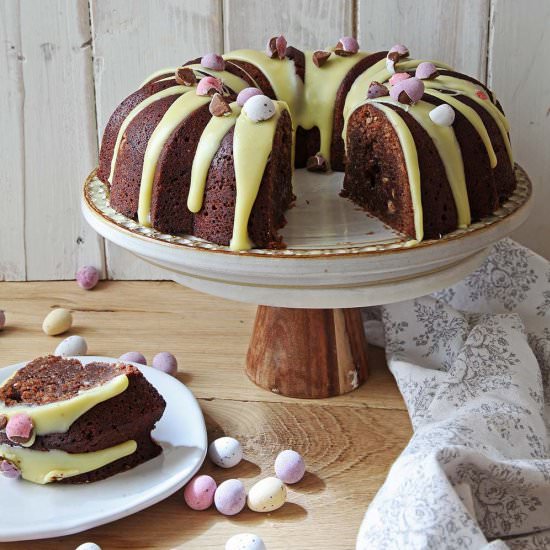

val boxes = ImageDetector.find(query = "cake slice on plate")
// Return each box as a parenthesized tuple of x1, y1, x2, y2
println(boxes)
(0, 355, 166, 484)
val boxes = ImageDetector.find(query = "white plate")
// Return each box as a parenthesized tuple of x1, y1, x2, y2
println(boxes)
(0, 356, 207, 542)
(82, 166, 533, 308)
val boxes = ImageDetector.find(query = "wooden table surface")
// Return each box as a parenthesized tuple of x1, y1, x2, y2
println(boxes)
(0, 281, 411, 550)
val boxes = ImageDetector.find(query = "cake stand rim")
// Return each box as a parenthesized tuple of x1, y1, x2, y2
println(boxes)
(82, 164, 533, 261)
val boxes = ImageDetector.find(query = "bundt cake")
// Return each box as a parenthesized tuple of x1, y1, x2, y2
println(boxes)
(0, 356, 165, 484)
(98, 36, 515, 250)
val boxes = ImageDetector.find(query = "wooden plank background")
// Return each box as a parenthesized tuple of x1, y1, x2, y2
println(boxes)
(1, 0, 548, 281)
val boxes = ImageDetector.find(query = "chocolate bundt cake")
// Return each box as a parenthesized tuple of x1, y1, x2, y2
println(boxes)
(0, 356, 166, 484)
(98, 36, 515, 249)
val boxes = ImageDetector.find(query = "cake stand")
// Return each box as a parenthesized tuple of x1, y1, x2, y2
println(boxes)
(82, 166, 533, 398)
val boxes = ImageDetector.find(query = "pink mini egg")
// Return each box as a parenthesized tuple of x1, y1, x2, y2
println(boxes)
(214, 479, 246, 516)
(389, 72, 410, 86)
(274, 449, 306, 484)
(76, 266, 99, 290)
(152, 352, 177, 376)
(119, 351, 147, 365)
(6, 413, 34, 445)
(184, 475, 217, 510)
(389, 44, 410, 58)
(336, 36, 359, 55)
(236, 87, 263, 107)
(196, 76, 223, 96)
(201, 53, 225, 71)
(415, 62, 439, 80)
(390, 77, 425, 105)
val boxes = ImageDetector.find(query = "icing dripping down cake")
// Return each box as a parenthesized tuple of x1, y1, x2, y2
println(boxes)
(98, 37, 515, 251)
(0, 356, 166, 484)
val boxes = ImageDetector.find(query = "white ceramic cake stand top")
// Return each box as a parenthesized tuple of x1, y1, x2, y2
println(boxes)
(0, 357, 207, 542)
(82, 166, 533, 309)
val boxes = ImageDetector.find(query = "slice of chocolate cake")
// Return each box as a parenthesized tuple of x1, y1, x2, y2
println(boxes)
(0, 356, 166, 484)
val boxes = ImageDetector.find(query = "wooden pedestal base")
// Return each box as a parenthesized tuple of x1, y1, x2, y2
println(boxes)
(246, 306, 369, 398)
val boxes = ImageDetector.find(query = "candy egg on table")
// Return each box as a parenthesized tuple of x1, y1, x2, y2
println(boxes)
(75, 266, 100, 290)
(208, 436, 243, 468)
(214, 479, 246, 516)
(274, 449, 306, 484)
(247, 476, 287, 512)
(225, 533, 266, 550)
(119, 351, 147, 365)
(75, 544, 102, 550)
(0, 310, 5, 330)
(184, 474, 217, 510)
(42, 308, 72, 336)
(55, 335, 88, 357)
(152, 352, 177, 376)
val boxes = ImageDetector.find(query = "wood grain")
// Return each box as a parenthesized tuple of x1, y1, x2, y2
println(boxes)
(488, 0, 550, 259)
(223, 0, 354, 50)
(357, 0, 490, 79)
(0, 280, 409, 549)
(247, 307, 368, 398)
(0, 1, 26, 281)
(0, 281, 405, 410)
(19, 0, 105, 280)
(89, 0, 222, 280)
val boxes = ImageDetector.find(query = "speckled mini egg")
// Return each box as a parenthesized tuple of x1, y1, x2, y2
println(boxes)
(247, 476, 287, 513)
(76, 266, 100, 290)
(214, 479, 246, 516)
(55, 335, 88, 357)
(42, 308, 73, 336)
(208, 436, 243, 468)
(75, 544, 102, 550)
(274, 449, 306, 484)
(243, 95, 276, 122)
(152, 352, 178, 376)
(119, 351, 147, 365)
(184, 474, 217, 510)
(225, 533, 266, 550)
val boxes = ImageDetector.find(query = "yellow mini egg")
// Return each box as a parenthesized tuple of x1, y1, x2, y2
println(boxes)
(42, 308, 73, 336)
(247, 476, 287, 512)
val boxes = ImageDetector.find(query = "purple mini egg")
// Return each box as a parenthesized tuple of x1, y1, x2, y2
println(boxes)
(236, 87, 263, 107)
(119, 351, 147, 365)
(0, 460, 21, 479)
(274, 449, 306, 484)
(184, 474, 217, 510)
(201, 53, 225, 71)
(76, 266, 99, 290)
(152, 352, 178, 376)
(214, 479, 246, 516)
(415, 62, 439, 80)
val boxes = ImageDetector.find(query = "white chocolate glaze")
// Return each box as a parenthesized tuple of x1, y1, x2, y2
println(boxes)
(424, 90, 497, 168)
(231, 102, 285, 250)
(109, 86, 188, 183)
(0, 374, 128, 436)
(188, 102, 242, 213)
(363, 101, 423, 241)
(0, 440, 137, 484)
(374, 97, 471, 228)
(224, 50, 303, 116)
(297, 51, 368, 165)
(138, 93, 211, 226)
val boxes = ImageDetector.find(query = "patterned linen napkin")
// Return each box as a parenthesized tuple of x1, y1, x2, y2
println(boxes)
(358, 239, 550, 550)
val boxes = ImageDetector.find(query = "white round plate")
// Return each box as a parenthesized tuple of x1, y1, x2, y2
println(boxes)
(82, 166, 533, 308)
(0, 356, 207, 542)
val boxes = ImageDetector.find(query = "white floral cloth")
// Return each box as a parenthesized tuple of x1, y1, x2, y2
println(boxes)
(358, 239, 550, 550)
